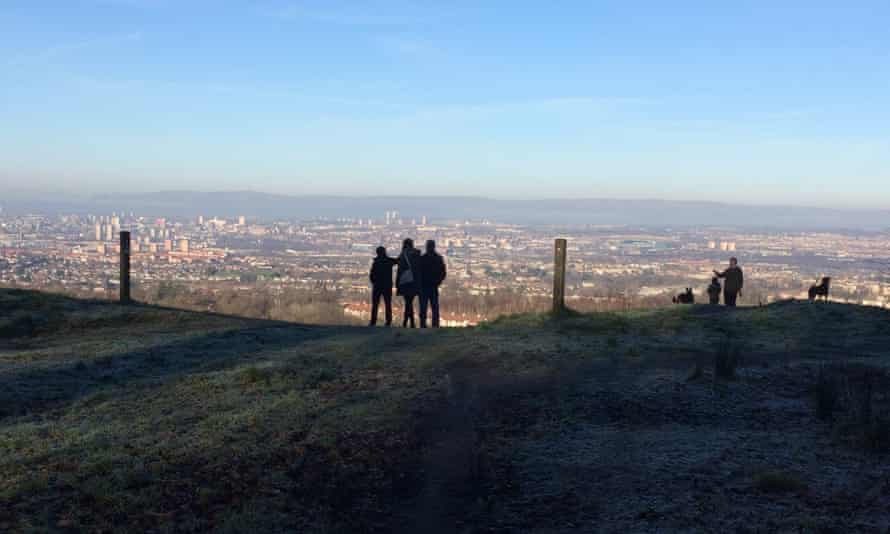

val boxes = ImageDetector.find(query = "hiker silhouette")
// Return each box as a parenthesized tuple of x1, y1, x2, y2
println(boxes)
(396, 238, 422, 328)
(369, 246, 397, 326)
(418, 240, 447, 328)
(707, 277, 722, 305)
(714, 257, 743, 307)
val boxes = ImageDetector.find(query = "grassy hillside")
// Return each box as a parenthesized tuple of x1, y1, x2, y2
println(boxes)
(2, 289, 890, 532)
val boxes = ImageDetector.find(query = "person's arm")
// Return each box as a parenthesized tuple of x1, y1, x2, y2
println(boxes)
(439, 257, 447, 285)
(714, 269, 726, 278)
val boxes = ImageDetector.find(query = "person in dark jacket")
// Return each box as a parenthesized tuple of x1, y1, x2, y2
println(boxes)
(714, 257, 743, 307)
(396, 238, 422, 328)
(707, 277, 722, 305)
(418, 240, 446, 328)
(369, 246, 397, 326)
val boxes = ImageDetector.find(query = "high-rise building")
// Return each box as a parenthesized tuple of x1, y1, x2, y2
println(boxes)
(198, 215, 204, 226)
(727, 242, 737, 252)
(105, 224, 114, 241)
(238, 215, 246, 226)
(178, 239, 190, 253)
(707, 241, 716, 249)
(95, 224, 102, 241)
(164, 239, 173, 251)
(421, 216, 428, 225)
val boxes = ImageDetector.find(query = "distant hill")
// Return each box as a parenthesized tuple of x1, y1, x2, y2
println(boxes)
(2, 288, 889, 532)
(4, 189, 890, 229)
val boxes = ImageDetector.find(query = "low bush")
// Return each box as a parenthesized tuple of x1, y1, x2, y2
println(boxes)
(714, 339, 741, 379)
(754, 470, 807, 493)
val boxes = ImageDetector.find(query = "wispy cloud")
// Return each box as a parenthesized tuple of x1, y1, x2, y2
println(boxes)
(259, 2, 441, 27)
(371, 34, 443, 60)
(4, 32, 143, 68)
(69, 75, 402, 110)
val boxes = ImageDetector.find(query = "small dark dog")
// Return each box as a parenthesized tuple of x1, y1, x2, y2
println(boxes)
(808, 277, 831, 302)
(672, 288, 695, 304)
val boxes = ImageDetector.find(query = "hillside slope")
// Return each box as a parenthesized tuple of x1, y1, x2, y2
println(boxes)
(2, 289, 890, 533)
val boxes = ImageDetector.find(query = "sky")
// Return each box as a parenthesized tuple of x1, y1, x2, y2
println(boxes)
(1, 1, 889, 207)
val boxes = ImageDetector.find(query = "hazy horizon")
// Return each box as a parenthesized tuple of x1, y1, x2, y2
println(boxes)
(2, 1, 890, 207)
(5, 186, 890, 213)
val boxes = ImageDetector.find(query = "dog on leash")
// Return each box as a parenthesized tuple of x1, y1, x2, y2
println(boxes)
(672, 288, 695, 304)
(808, 277, 831, 302)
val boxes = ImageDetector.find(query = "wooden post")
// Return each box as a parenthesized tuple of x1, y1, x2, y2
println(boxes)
(120, 231, 131, 304)
(553, 238, 567, 313)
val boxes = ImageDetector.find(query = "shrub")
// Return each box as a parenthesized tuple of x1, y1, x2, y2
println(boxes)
(814, 366, 839, 421)
(862, 418, 890, 452)
(754, 470, 806, 493)
(714, 339, 740, 379)
(239, 366, 271, 385)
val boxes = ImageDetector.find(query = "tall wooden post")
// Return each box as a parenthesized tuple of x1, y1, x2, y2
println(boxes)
(120, 231, 131, 304)
(553, 238, 567, 313)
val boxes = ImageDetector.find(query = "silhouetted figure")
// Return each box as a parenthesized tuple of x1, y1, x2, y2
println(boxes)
(809, 276, 831, 302)
(707, 277, 722, 305)
(672, 288, 694, 304)
(419, 240, 447, 328)
(369, 246, 397, 326)
(714, 257, 743, 307)
(396, 238, 421, 328)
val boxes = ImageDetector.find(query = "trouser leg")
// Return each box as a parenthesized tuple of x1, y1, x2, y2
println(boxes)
(370, 289, 381, 325)
(403, 296, 415, 328)
(419, 290, 429, 328)
(431, 288, 440, 327)
(383, 290, 392, 326)
(725, 291, 737, 307)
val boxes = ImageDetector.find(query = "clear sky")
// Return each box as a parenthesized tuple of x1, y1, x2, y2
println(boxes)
(2, 1, 889, 206)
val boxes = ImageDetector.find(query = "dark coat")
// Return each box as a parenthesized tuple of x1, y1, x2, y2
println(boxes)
(419, 252, 446, 289)
(396, 248, 421, 296)
(716, 266, 744, 294)
(369, 256, 397, 289)
(707, 281, 722, 303)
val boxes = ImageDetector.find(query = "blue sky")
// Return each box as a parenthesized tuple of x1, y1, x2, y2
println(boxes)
(1, 1, 889, 206)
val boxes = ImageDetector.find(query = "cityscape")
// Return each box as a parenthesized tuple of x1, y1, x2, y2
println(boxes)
(2, 207, 888, 326)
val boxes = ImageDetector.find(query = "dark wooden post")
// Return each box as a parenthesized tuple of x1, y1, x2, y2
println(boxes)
(553, 238, 567, 313)
(120, 231, 131, 304)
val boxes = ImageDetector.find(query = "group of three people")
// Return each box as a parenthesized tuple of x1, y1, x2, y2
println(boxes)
(369, 238, 447, 328)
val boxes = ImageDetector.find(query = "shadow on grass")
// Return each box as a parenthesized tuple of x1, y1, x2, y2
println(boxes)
(0, 289, 362, 419)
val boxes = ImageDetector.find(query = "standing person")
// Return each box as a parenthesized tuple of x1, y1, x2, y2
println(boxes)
(368, 246, 397, 327)
(396, 238, 421, 328)
(707, 277, 722, 305)
(714, 257, 743, 307)
(419, 240, 447, 328)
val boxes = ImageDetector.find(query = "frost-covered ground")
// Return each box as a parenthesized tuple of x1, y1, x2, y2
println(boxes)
(1, 289, 889, 532)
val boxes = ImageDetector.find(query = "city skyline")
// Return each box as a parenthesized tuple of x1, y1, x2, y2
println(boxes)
(2, 1, 890, 206)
